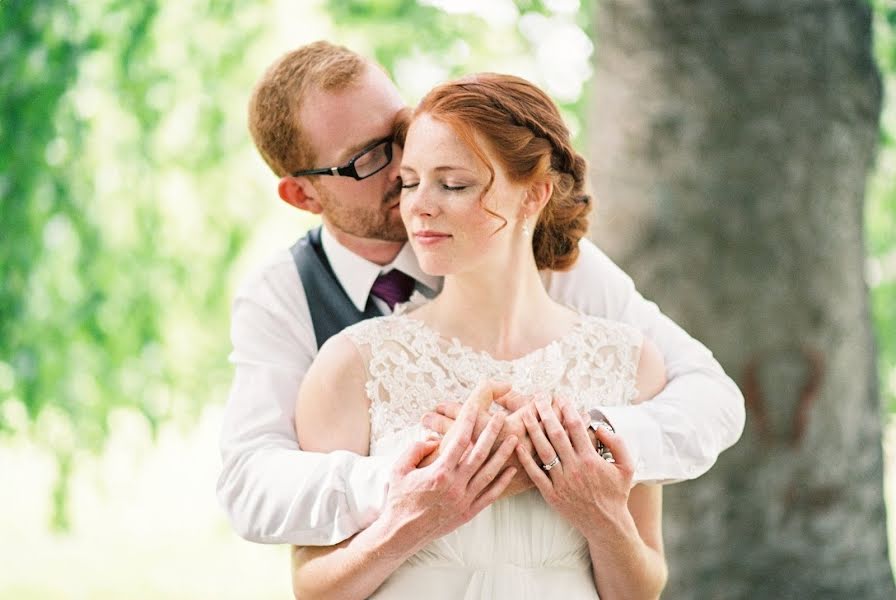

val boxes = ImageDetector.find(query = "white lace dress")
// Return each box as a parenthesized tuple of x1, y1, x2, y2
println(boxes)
(343, 309, 643, 600)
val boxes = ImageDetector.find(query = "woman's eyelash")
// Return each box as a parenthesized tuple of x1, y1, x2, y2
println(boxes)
(399, 182, 472, 191)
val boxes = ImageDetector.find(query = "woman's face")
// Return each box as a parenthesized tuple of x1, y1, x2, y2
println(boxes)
(399, 114, 527, 276)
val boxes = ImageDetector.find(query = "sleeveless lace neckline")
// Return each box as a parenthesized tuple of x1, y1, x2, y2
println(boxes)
(396, 311, 587, 367)
(342, 312, 644, 453)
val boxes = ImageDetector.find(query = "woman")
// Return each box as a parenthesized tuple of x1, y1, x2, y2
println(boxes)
(292, 73, 667, 599)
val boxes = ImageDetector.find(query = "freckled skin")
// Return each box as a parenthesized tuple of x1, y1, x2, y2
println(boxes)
(399, 114, 528, 277)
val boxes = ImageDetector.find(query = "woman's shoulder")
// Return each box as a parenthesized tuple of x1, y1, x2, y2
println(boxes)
(339, 313, 425, 349)
(577, 314, 644, 348)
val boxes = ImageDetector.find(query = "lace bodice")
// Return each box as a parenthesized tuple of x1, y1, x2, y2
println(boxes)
(343, 310, 643, 453)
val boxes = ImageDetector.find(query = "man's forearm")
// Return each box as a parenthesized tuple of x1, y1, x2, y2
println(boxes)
(597, 367, 744, 483)
(217, 445, 391, 545)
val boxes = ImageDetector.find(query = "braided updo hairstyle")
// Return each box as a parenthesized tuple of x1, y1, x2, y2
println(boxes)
(410, 73, 592, 271)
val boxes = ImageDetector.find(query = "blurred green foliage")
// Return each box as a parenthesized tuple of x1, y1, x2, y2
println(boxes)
(0, 0, 268, 528)
(325, 0, 594, 144)
(871, 0, 896, 413)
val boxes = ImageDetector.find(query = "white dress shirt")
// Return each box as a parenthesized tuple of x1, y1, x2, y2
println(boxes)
(217, 226, 745, 545)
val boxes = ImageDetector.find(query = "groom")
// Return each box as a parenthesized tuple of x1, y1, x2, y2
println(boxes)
(217, 40, 745, 547)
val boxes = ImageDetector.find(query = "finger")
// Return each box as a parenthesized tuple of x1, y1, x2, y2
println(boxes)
(535, 396, 576, 465)
(438, 391, 481, 467)
(492, 388, 530, 413)
(467, 433, 517, 497)
(504, 411, 535, 456)
(467, 465, 517, 516)
(395, 439, 441, 475)
(488, 380, 513, 403)
(436, 403, 461, 421)
(458, 412, 506, 477)
(435, 401, 462, 419)
(558, 397, 593, 455)
(521, 403, 559, 466)
(471, 408, 494, 441)
(421, 412, 454, 436)
(515, 444, 554, 495)
(464, 380, 494, 414)
(594, 424, 632, 469)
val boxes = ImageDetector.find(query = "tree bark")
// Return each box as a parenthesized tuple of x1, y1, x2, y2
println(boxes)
(588, 0, 893, 597)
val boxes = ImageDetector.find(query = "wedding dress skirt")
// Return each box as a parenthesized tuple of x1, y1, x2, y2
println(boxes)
(369, 426, 599, 600)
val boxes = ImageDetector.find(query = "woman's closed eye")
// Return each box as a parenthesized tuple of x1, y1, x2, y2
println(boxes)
(400, 181, 472, 192)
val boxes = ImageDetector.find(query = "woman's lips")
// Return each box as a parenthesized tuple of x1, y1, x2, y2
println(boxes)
(413, 231, 451, 246)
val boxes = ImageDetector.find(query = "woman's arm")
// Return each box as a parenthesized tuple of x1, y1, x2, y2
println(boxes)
(583, 335, 667, 599)
(293, 333, 403, 599)
(584, 481, 666, 600)
(294, 333, 371, 455)
(514, 336, 668, 599)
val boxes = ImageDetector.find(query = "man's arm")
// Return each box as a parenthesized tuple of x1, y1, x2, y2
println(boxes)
(216, 257, 391, 545)
(543, 239, 745, 483)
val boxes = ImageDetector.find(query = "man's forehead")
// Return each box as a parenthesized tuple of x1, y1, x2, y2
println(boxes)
(300, 77, 403, 163)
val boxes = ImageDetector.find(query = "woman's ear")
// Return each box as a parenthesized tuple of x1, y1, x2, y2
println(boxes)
(523, 178, 552, 217)
(278, 176, 324, 215)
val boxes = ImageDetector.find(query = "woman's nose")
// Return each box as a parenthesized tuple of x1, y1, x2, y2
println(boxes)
(405, 182, 436, 218)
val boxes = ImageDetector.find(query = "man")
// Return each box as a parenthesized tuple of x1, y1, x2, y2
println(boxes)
(217, 40, 745, 547)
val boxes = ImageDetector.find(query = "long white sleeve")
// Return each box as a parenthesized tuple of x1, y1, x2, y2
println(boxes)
(543, 239, 745, 483)
(215, 251, 392, 545)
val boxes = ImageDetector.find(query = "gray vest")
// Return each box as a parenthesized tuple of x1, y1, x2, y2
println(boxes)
(290, 226, 383, 349)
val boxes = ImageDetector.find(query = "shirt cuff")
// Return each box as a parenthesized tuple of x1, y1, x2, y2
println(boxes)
(593, 404, 664, 484)
(344, 454, 392, 531)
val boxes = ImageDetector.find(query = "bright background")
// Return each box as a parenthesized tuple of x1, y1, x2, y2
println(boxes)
(1, 1, 894, 597)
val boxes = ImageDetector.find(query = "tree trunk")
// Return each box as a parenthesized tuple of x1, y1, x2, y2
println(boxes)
(588, 0, 893, 597)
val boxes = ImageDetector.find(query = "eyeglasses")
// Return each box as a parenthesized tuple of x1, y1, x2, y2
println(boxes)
(291, 138, 394, 180)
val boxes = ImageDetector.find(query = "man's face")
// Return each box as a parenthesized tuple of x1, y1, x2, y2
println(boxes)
(298, 66, 408, 242)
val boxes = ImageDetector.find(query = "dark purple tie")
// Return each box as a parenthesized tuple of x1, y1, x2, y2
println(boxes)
(370, 269, 416, 310)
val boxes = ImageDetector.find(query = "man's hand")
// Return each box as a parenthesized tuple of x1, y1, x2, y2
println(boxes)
(380, 380, 518, 554)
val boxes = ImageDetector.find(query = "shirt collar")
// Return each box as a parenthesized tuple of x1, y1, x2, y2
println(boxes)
(320, 225, 441, 311)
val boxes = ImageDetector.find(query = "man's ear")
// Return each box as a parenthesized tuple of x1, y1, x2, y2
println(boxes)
(278, 176, 324, 215)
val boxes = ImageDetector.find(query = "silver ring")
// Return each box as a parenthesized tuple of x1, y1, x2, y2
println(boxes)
(541, 456, 560, 471)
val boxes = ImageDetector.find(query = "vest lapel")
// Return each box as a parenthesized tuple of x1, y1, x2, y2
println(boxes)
(290, 226, 383, 349)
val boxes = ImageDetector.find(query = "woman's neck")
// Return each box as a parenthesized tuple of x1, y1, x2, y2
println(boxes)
(417, 257, 577, 361)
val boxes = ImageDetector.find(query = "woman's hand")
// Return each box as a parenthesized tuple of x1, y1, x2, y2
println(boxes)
(515, 394, 634, 539)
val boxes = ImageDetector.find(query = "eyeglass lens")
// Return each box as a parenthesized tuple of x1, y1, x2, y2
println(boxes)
(354, 141, 391, 178)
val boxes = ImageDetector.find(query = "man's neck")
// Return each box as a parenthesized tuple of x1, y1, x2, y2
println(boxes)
(323, 222, 404, 266)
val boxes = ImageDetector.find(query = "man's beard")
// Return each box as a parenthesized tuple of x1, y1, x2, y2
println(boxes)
(320, 181, 408, 242)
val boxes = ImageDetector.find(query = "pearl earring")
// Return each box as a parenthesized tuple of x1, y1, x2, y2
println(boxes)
(522, 216, 530, 237)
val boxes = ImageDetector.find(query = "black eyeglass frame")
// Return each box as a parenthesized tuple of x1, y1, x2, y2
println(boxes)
(291, 137, 394, 180)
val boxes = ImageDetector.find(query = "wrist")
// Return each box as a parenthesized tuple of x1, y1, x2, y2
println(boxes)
(580, 503, 638, 547)
(369, 504, 436, 560)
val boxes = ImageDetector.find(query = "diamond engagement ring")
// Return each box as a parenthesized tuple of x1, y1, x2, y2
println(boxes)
(541, 456, 560, 471)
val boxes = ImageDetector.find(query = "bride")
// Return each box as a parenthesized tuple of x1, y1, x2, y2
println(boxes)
(291, 73, 668, 599)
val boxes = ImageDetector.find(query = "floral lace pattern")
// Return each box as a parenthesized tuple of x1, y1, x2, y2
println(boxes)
(343, 311, 642, 453)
